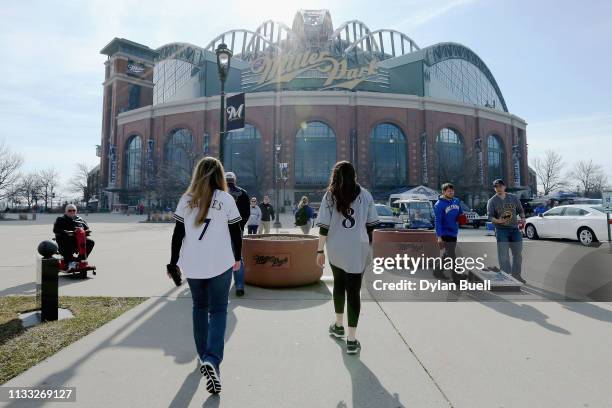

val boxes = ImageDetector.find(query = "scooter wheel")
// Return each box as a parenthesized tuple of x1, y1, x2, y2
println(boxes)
(78, 270, 87, 279)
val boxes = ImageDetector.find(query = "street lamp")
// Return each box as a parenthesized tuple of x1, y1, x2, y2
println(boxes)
(216, 43, 232, 165)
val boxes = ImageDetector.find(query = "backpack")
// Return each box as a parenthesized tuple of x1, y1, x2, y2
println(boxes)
(295, 206, 308, 226)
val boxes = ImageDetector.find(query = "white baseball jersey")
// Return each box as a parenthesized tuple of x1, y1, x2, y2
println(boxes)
(173, 190, 242, 279)
(315, 188, 379, 273)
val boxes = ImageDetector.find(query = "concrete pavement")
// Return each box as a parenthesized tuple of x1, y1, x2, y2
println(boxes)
(2, 214, 612, 407)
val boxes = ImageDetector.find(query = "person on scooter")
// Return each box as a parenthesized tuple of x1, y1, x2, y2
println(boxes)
(53, 204, 94, 269)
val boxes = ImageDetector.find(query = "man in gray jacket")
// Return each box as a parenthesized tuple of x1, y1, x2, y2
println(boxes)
(487, 179, 526, 283)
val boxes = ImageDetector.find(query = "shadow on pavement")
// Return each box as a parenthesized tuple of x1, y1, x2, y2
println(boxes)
(0, 282, 36, 297)
(329, 336, 404, 408)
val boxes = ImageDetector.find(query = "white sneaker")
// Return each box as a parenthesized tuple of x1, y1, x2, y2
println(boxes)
(68, 261, 78, 270)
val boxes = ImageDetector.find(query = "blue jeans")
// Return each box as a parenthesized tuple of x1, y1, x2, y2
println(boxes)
(186, 268, 232, 370)
(495, 227, 523, 276)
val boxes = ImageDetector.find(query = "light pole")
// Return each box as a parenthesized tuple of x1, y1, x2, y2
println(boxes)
(273, 142, 282, 231)
(215, 43, 232, 165)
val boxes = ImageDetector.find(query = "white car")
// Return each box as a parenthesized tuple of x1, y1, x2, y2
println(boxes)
(524, 205, 611, 246)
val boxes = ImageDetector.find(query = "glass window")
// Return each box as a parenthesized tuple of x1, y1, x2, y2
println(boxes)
(564, 207, 587, 216)
(165, 128, 194, 183)
(370, 123, 407, 190)
(436, 128, 464, 184)
(544, 207, 565, 216)
(223, 124, 261, 194)
(487, 134, 504, 185)
(294, 121, 336, 186)
(375, 205, 394, 217)
(590, 205, 605, 213)
(125, 136, 142, 190)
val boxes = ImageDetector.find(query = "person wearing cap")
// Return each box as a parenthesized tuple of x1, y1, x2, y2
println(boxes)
(487, 179, 526, 283)
(225, 171, 251, 296)
(433, 183, 464, 284)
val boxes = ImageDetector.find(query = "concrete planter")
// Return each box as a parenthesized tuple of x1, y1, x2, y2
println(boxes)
(372, 229, 438, 259)
(243, 234, 322, 288)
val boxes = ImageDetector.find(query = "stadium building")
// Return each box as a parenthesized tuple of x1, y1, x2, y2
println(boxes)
(96, 9, 528, 210)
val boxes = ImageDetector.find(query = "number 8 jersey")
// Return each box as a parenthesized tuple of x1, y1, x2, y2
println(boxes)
(315, 188, 379, 274)
(173, 189, 242, 279)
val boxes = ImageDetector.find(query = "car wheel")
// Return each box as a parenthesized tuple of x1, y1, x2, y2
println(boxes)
(525, 224, 538, 240)
(578, 227, 597, 246)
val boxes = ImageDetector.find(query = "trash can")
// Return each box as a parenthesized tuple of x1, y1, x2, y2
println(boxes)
(37, 240, 60, 321)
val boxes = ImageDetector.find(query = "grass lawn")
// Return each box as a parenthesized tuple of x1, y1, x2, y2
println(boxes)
(0, 296, 147, 384)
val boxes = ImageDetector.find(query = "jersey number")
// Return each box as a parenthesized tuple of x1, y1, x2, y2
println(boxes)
(198, 219, 211, 240)
(342, 208, 356, 229)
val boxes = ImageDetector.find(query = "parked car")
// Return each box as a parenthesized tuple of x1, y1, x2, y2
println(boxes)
(524, 204, 611, 246)
(458, 200, 487, 229)
(393, 199, 434, 229)
(374, 204, 403, 229)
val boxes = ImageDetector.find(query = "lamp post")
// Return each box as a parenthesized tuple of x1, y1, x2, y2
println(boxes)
(273, 142, 282, 231)
(215, 43, 232, 165)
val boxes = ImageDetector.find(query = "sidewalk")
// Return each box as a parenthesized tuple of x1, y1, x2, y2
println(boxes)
(3, 279, 612, 407)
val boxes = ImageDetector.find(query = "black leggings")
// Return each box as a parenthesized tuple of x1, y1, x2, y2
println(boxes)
(330, 264, 363, 328)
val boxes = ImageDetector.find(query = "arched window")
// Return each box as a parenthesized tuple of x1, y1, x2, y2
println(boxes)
(223, 124, 261, 193)
(436, 128, 464, 184)
(487, 134, 504, 185)
(125, 136, 142, 190)
(370, 123, 407, 190)
(165, 128, 194, 183)
(294, 121, 336, 186)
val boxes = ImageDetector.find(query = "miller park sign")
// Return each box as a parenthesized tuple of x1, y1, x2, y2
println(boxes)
(246, 50, 380, 91)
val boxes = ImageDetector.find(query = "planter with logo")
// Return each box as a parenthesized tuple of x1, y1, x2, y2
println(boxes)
(372, 229, 438, 259)
(243, 234, 321, 288)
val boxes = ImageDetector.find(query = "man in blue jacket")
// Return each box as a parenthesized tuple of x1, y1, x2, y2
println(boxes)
(433, 183, 463, 283)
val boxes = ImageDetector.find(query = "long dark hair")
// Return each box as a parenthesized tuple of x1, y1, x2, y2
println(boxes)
(327, 161, 360, 217)
(186, 157, 227, 225)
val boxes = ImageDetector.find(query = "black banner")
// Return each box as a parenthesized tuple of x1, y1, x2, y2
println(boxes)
(226, 93, 245, 132)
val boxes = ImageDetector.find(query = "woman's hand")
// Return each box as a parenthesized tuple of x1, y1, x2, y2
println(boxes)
(232, 260, 242, 271)
(316, 253, 325, 268)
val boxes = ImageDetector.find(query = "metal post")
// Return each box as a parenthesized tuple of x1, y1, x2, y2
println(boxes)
(607, 212, 611, 243)
(273, 139, 282, 231)
(219, 81, 226, 165)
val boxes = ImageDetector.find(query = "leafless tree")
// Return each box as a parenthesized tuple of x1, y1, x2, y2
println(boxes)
(16, 172, 43, 209)
(568, 160, 609, 198)
(38, 167, 60, 210)
(68, 162, 94, 203)
(0, 139, 24, 200)
(532, 150, 565, 195)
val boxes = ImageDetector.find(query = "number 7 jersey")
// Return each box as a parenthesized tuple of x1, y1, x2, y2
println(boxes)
(173, 189, 242, 279)
(315, 188, 379, 274)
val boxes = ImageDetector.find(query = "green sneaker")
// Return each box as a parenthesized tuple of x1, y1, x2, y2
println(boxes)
(346, 339, 361, 354)
(328, 323, 345, 338)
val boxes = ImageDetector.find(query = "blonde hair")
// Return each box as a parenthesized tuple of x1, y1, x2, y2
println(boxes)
(298, 196, 308, 208)
(186, 157, 227, 225)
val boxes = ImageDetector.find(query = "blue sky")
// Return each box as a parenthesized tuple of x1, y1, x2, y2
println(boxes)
(1, 0, 610, 193)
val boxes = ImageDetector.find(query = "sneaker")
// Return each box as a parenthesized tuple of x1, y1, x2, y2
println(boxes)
(68, 261, 78, 270)
(328, 323, 345, 338)
(512, 274, 526, 284)
(346, 339, 361, 354)
(236, 288, 245, 297)
(201, 361, 222, 394)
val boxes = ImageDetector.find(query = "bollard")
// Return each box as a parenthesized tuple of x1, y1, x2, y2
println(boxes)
(37, 240, 60, 321)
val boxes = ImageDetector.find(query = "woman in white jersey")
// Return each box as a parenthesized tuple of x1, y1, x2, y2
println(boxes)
(315, 161, 379, 354)
(167, 157, 242, 395)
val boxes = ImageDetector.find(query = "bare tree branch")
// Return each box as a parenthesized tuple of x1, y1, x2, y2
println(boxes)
(532, 150, 565, 195)
(0, 139, 24, 200)
(568, 160, 609, 197)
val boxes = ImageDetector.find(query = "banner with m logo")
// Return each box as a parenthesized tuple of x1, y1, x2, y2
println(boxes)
(226, 93, 245, 132)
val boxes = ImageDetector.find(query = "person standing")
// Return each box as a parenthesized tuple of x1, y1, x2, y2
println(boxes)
(247, 197, 262, 234)
(258, 195, 275, 234)
(295, 196, 314, 234)
(167, 157, 242, 395)
(487, 179, 526, 283)
(433, 183, 464, 284)
(315, 161, 379, 354)
(225, 171, 250, 297)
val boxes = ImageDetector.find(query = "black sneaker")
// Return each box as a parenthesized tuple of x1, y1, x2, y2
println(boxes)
(201, 361, 222, 394)
(512, 274, 526, 284)
(329, 323, 345, 338)
(346, 339, 361, 354)
(236, 288, 244, 297)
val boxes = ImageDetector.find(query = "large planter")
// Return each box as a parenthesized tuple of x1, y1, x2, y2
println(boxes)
(243, 234, 322, 288)
(372, 229, 438, 259)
